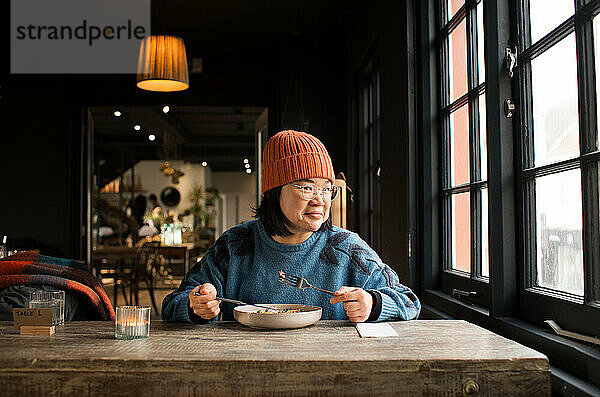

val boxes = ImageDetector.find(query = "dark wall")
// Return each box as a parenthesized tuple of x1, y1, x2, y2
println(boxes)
(0, 91, 82, 257)
(0, 29, 347, 259)
(279, 40, 348, 171)
(346, 0, 414, 285)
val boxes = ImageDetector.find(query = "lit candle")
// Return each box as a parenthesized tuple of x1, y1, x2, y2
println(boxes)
(115, 306, 150, 339)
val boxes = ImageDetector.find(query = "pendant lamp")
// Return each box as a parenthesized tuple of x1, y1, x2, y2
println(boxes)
(137, 35, 189, 92)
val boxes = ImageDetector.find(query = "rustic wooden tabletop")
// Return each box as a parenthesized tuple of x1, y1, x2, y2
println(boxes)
(0, 320, 550, 396)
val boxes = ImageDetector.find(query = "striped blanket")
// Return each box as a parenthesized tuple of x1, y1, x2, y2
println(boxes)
(0, 251, 115, 320)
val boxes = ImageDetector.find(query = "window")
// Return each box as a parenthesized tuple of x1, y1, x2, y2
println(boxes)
(417, 0, 600, 392)
(357, 56, 381, 252)
(439, 0, 489, 306)
(516, 0, 600, 338)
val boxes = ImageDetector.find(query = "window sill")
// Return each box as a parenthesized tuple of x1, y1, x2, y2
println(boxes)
(422, 289, 600, 396)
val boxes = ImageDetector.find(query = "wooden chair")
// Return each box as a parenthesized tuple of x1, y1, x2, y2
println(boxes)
(93, 243, 161, 316)
(331, 172, 353, 229)
(93, 247, 138, 308)
(135, 241, 161, 316)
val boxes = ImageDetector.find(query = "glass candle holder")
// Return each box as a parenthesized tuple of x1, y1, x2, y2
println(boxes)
(0, 235, 6, 259)
(29, 290, 65, 326)
(115, 306, 151, 339)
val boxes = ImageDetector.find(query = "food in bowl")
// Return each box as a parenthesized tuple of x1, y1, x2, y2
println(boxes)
(256, 308, 302, 314)
(234, 304, 322, 329)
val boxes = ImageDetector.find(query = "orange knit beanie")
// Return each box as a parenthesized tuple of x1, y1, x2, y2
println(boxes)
(262, 130, 335, 194)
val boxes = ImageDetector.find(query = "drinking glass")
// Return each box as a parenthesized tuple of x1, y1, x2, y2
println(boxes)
(29, 290, 65, 326)
(51, 291, 65, 325)
(0, 235, 7, 259)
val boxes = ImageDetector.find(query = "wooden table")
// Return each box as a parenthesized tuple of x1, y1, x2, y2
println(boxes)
(0, 320, 550, 396)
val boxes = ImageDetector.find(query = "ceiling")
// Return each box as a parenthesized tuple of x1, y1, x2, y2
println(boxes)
(91, 1, 350, 181)
(152, 0, 350, 52)
(92, 105, 263, 173)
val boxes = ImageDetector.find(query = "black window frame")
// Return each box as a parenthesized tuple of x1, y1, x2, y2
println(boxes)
(515, 0, 600, 340)
(438, 0, 491, 308)
(357, 50, 381, 252)
(416, 0, 600, 394)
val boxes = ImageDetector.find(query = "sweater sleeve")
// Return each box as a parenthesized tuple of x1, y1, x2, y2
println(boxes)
(352, 240, 421, 322)
(364, 271, 421, 321)
(161, 236, 228, 323)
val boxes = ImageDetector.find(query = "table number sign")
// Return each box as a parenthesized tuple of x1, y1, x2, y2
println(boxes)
(13, 308, 54, 334)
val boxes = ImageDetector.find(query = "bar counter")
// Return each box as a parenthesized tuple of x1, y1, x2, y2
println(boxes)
(0, 320, 550, 396)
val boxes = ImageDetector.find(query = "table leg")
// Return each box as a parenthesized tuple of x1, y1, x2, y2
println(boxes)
(185, 248, 190, 274)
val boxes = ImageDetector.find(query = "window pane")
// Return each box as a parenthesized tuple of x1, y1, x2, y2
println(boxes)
(361, 85, 370, 130)
(479, 94, 487, 181)
(482, 188, 489, 278)
(529, 0, 574, 44)
(531, 34, 579, 166)
(447, 0, 465, 22)
(594, 16, 600, 150)
(535, 170, 584, 296)
(477, 0, 485, 84)
(449, 19, 468, 102)
(451, 192, 471, 273)
(450, 105, 470, 186)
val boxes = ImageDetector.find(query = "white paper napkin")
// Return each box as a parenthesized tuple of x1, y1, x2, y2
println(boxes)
(355, 322, 399, 338)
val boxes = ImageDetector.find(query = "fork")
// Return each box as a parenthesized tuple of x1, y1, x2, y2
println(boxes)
(278, 271, 335, 296)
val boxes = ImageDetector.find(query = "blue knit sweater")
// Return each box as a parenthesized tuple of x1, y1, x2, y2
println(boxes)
(162, 219, 420, 322)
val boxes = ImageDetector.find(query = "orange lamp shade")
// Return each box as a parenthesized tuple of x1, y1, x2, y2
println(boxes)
(137, 35, 189, 92)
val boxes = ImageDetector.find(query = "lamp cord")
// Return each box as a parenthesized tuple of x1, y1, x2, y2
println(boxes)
(160, 0, 167, 34)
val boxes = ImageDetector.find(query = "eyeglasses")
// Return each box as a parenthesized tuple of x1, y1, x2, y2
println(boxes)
(288, 183, 339, 202)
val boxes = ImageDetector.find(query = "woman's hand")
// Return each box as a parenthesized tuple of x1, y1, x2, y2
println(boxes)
(189, 283, 220, 320)
(329, 286, 373, 323)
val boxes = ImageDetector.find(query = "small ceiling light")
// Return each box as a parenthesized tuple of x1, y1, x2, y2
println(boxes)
(148, 134, 156, 141)
(162, 105, 170, 114)
(114, 110, 122, 117)
(201, 161, 208, 167)
(243, 158, 249, 164)
(134, 124, 141, 131)
(246, 169, 252, 174)
(244, 163, 250, 168)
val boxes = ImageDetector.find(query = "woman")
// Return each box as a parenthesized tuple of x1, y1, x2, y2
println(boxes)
(162, 130, 420, 323)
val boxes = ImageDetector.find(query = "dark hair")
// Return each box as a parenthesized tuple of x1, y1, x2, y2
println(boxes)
(149, 194, 157, 201)
(253, 186, 333, 237)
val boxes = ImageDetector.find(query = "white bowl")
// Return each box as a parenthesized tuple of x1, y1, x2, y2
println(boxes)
(233, 304, 322, 329)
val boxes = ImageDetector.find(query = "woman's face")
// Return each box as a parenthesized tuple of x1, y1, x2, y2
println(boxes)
(279, 178, 333, 235)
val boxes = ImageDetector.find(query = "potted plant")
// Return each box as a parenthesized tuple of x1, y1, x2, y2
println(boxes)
(201, 211, 215, 229)
(204, 187, 219, 207)
(187, 184, 219, 229)
(188, 185, 205, 227)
